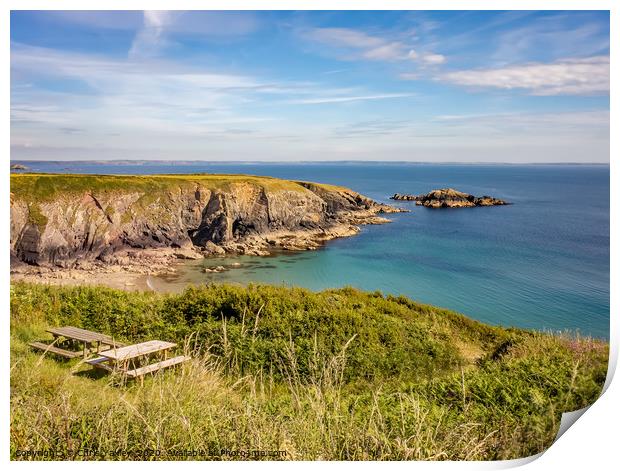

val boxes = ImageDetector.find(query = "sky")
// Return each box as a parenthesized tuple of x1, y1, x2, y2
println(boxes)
(10, 10, 610, 163)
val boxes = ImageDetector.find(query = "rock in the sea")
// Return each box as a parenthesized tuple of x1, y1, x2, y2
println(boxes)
(390, 188, 508, 208)
(204, 265, 227, 273)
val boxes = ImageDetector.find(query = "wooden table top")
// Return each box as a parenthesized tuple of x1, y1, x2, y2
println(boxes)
(99, 340, 177, 361)
(47, 326, 116, 344)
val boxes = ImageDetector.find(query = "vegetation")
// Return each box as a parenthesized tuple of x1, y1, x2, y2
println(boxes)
(10, 173, 341, 203)
(11, 173, 351, 233)
(10, 282, 608, 461)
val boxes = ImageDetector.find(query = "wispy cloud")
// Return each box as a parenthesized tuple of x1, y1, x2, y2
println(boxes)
(303, 27, 407, 61)
(488, 14, 610, 65)
(46, 10, 261, 37)
(286, 93, 415, 105)
(302, 27, 445, 65)
(11, 42, 413, 146)
(439, 56, 609, 95)
(433, 110, 609, 130)
(421, 53, 446, 65)
(129, 11, 175, 58)
(10, 11, 610, 162)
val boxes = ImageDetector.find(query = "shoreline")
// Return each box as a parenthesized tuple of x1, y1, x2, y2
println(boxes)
(9, 218, 392, 291)
(11, 172, 404, 272)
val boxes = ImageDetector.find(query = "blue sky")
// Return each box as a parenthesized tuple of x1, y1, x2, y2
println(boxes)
(10, 10, 610, 162)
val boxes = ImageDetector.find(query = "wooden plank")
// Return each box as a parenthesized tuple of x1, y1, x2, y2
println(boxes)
(29, 341, 82, 359)
(48, 326, 99, 341)
(54, 326, 113, 342)
(99, 340, 177, 361)
(47, 326, 115, 343)
(86, 356, 114, 372)
(125, 356, 189, 378)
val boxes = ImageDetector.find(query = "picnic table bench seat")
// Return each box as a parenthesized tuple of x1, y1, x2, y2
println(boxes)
(125, 355, 189, 378)
(29, 341, 83, 359)
(85, 356, 114, 372)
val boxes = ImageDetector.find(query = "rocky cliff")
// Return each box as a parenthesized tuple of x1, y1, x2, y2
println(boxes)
(10, 174, 401, 269)
(391, 188, 508, 208)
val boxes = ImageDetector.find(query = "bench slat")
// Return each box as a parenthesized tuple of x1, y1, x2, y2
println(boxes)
(86, 356, 114, 371)
(29, 342, 82, 359)
(126, 355, 189, 378)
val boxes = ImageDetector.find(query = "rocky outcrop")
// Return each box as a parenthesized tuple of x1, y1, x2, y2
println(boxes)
(10, 174, 403, 269)
(10, 163, 29, 171)
(391, 188, 508, 208)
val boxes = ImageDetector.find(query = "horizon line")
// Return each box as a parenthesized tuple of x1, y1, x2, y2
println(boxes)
(10, 159, 610, 166)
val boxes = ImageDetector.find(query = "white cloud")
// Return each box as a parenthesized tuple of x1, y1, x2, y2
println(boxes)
(440, 56, 609, 95)
(433, 110, 609, 130)
(422, 53, 446, 65)
(286, 93, 415, 105)
(362, 42, 406, 61)
(304, 28, 385, 49)
(11, 42, 415, 150)
(129, 11, 175, 58)
(302, 27, 445, 64)
(47, 10, 260, 37)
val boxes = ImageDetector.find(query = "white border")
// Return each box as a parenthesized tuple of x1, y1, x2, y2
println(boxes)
(2, 1, 615, 469)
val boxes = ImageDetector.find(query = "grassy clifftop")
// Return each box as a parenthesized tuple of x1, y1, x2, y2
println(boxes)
(10, 282, 608, 460)
(10, 173, 351, 202)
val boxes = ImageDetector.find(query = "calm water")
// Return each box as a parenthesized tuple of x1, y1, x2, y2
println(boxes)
(15, 161, 610, 339)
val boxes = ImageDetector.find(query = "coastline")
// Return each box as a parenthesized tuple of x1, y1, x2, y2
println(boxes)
(10, 173, 404, 286)
(10, 208, 397, 291)
(9, 165, 610, 339)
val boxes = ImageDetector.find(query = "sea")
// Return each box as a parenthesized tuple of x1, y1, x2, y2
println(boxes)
(13, 161, 610, 339)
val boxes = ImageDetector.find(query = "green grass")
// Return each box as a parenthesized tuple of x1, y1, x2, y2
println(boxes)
(10, 282, 608, 460)
(10, 173, 342, 203)
(10, 173, 350, 233)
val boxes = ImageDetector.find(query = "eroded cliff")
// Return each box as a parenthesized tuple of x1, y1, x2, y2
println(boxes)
(11, 174, 400, 268)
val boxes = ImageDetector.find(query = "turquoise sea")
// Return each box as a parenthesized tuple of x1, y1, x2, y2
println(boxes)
(14, 161, 610, 339)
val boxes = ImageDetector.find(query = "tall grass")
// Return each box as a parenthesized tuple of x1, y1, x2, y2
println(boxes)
(10, 282, 608, 460)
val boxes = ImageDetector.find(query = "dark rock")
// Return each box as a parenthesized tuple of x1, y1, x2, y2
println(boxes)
(391, 188, 508, 208)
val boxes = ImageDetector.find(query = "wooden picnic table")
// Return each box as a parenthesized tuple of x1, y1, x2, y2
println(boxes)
(30, 326, 123, 359)
(92, 340, 188, 383)
(99, 340, 177, 362)
(47, 326, 116, 344)
(46, 326, 123, 358)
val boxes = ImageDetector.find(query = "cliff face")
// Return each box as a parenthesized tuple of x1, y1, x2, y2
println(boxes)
(10, 174, 398, 267)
